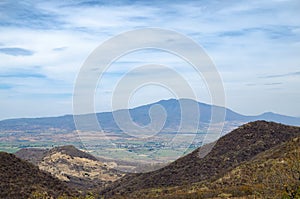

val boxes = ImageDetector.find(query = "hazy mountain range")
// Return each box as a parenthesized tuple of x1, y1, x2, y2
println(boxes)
(0, 99, 299, 133)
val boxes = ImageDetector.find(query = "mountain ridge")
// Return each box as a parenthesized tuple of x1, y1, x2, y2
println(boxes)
(0, 98, 299, 132)
(110, 133, 300, 199)
(100, 120, 300, 197)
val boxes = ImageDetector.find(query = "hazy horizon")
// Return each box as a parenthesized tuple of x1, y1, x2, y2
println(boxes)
(0, 97, 299, 121)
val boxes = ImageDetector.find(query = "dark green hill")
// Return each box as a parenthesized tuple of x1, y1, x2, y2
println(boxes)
(100, 121, 300, 197)
(0, 152, 76, 199)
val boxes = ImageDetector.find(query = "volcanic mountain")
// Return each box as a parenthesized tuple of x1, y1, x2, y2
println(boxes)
(1, 99, 299, 133)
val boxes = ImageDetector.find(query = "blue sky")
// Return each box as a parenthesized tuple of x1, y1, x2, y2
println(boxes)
(0, 0, 300, 120)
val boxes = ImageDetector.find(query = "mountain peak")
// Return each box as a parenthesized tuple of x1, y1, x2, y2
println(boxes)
(49, 145, 98, 161)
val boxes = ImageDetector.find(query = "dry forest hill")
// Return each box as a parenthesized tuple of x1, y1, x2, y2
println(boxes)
(100, 121, 300, 198)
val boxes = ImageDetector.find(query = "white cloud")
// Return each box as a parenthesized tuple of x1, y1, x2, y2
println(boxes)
(0, 0, 299, 119)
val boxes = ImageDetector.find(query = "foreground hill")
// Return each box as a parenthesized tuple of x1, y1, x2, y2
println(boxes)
(113, 135, 300, 199)
(208, 135, 300, 198)
(15, 145, 124, 192)
(0, 152, 75, 198)
(100, 121, 300, 197)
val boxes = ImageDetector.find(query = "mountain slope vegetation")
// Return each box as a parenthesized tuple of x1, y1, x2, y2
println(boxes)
(110, 135, 300, 199)
(16, 145, 124, 193)
(0, 152, 76, 198)
(2, 121, 300, 198)
(100, 121, 300, 198)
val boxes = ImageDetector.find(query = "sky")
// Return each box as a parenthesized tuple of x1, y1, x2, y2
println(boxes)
(0, 0, 300, 120)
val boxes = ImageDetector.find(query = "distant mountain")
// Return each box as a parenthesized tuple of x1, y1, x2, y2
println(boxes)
(15, 145, 124, 192)
(100, 121, 300, 197)
(0, 152, 76, 198)
(124, 98, 300, 130)
(0, 99, 299, 133)
(0, 114, 76, 131)
(253, 111, 300, 126)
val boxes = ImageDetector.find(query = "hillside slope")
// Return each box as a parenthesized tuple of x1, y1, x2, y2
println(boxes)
(0, 152, 76, 198)
(209, 135, 300, 198)
(101, 121, 300, 197)
(115, 135, 300, 199)
(16, 145, 124, 192)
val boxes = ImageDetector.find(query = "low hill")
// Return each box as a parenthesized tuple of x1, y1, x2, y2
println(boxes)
(100, 121, 300, 197)
(15, 147, 48, 164)
(16, 145, 98, 162)
(16, 145, 124, 192)
(0, 152, 76, 198)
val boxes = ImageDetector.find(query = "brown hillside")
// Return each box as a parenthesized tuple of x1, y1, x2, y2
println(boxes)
(0, 152, 76, 199)
(113, 135, 300, 199)
(209, 135, 300, 198)
(16, 145, 124, 193)
(49, 145, 98, 161)
(15, 147, 48, 164)
(15, 145, 98, 163)
(101, 121, 300, 197)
